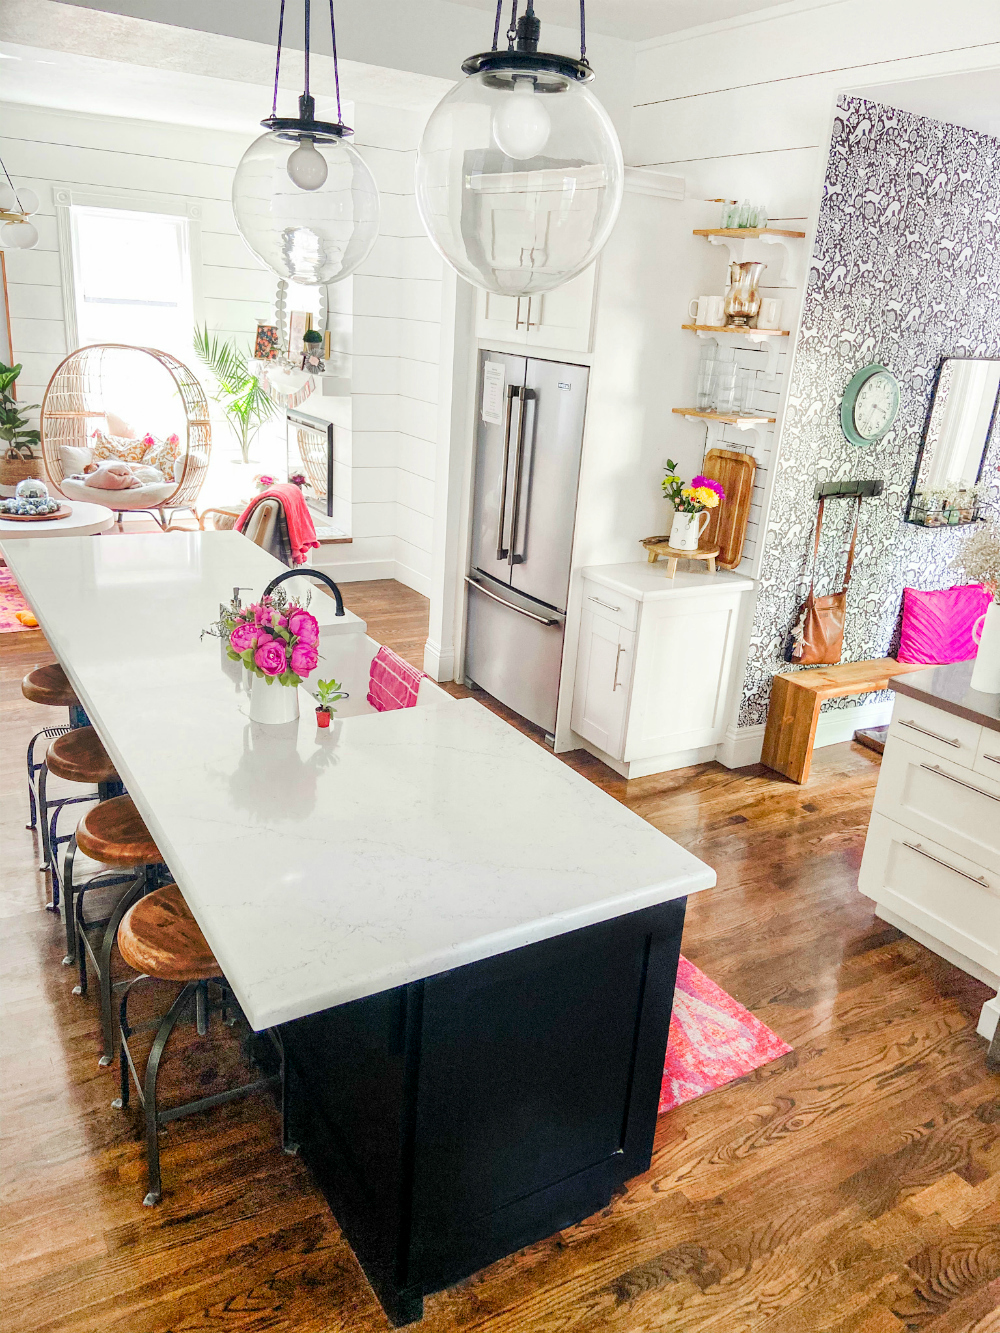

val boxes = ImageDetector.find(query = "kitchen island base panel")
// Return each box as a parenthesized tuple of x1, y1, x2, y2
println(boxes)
(280, 898, 687, 1326)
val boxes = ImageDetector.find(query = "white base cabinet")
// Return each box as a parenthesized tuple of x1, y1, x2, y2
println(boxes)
(859, 690, 1000, 1023)
(571, 564, 754, 778)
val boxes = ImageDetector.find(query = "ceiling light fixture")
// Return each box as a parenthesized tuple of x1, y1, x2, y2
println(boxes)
(232, 0, 380, 286)
(415, 0, 623, 297)
(0, 158, 40, 251)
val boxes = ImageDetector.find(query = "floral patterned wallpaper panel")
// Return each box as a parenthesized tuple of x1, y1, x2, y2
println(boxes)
(740, 95, 1000, 727)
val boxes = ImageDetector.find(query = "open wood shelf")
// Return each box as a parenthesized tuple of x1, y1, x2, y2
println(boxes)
(672, 408, 776, 427)
(693, 227, 806, 239)
(682, 323, 790, 337)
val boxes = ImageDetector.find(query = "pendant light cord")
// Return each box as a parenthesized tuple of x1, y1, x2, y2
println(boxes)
(506, 0, 518, 49)
(271, 0, 287, 117)
(491, 0, 503, 50)
(579, 0, 587, 59)
(0, 157, 24, 213)
(303, 0, 311, 100)
(329, 0, 343, 124)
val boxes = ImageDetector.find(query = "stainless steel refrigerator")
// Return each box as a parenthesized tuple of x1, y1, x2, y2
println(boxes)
(465, 352, 589, 737)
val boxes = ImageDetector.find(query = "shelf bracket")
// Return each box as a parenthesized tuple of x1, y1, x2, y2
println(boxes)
(704, 233, 798, 288)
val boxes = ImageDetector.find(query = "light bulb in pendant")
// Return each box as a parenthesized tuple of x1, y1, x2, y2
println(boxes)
(286, 139, 329, 191)
(492, 80, 551, 159)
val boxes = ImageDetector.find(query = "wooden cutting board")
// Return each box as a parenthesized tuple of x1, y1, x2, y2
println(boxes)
(700, 447, 757, 570)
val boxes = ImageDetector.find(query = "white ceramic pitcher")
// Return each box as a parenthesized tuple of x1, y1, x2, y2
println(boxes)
(669, 510, 710, 552)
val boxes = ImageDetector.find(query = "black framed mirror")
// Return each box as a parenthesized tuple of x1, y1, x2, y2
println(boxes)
(906, 356, 1000, 527)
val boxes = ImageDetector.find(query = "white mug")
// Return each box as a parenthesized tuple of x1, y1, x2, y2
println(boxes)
(757, 297, 783, 330)
(702, 295, 726, 327)
(688, 296, 710, 325)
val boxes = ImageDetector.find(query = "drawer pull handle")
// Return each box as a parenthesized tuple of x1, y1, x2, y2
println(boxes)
(589, 595, 622, 613)
(920, 763, 1000, 803)
(902, 841, 990, 887)
(983, 753, 1000, 766)
(899, 719, 962, 748)
(612, 643, 626, 692)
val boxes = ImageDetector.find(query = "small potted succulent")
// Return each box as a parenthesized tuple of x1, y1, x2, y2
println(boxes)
(301, 328, 325, 374)
(315, 677, 349, 728)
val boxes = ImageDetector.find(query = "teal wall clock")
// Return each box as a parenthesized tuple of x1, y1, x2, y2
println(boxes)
(840, 363, 900, 447)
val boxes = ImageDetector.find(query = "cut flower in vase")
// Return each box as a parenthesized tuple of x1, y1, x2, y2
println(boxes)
(206, 589, 320, 688)
(662, 462, 725, 513)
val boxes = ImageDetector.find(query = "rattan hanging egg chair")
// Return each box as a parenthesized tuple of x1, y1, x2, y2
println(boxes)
(40, 344, 211, 528)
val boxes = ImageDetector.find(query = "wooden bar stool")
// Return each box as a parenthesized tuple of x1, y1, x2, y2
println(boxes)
(42, 726, 125, 965)
(67, 795, 166, 1065)
(22, 664, 89, 896)
(113, 884, 280, 1206)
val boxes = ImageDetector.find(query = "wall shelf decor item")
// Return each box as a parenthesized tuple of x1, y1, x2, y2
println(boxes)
(840, 363, 900, 448)
(701, 447, 758, 570)
(415, 0, 624, 297)
(231, 0, 380, 285)
(692, 226, 805, 287)
(905, 356, 1000, 528)
(672, 407, 775, 429)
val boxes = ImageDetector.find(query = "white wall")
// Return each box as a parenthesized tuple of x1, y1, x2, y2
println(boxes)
(0, 101, 266, 414)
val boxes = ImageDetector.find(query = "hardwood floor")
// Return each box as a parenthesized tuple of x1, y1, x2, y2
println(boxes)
(3, 577, 999, 1333)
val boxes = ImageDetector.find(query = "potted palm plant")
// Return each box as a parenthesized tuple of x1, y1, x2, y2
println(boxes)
(193, 326, 276, 465)
(0, 361, 43, 490)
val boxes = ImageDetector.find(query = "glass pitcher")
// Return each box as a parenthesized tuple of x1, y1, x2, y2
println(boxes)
(724, 261, 766, 327)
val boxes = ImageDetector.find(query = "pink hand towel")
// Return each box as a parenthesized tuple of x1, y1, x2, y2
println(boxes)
(367, 646, 424, 712)
(236, 483, 319, 566)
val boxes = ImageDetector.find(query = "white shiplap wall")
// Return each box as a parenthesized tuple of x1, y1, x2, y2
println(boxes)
(0, 101, 269, 410)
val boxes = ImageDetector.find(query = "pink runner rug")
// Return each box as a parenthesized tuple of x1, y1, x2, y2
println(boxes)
(0, 567, 35, 633)
(659, 956, 792, 1114)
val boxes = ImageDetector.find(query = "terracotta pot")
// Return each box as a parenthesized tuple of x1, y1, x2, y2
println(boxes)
(316, 708, 331, 728)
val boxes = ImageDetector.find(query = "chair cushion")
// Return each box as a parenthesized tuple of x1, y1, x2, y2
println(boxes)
(59, 444, 94, 475)
(898, 584, 993, 664)
(92, 432, 148, 464)
(117, 884, 219, 981)
(60, 475, 176, 509)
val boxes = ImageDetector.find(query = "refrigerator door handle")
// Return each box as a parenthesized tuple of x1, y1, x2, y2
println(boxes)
(465, 576, 559, 626)
(496, 384, 520, 560)
(508, 386, 534, 566)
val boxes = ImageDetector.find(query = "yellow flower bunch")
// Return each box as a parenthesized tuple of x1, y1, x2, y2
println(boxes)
(681, 485, 721, 509)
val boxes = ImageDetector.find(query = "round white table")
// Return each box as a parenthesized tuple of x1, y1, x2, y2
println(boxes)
(0, 500, 115, 540)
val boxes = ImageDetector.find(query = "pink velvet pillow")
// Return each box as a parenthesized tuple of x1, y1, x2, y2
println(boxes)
(898, 584, 992, 664)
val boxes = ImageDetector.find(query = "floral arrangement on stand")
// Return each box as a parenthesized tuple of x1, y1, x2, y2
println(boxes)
(950, 518, 1000, 692)
(661, 461, 725, 552)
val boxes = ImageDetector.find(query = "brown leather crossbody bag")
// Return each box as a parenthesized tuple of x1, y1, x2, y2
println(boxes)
(789, 495, 861, 666)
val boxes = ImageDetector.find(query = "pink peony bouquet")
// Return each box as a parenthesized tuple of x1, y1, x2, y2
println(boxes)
(223, 593, 320, 688)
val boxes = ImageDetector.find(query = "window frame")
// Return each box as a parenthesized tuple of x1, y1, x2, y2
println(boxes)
(55, 186, 204, 352)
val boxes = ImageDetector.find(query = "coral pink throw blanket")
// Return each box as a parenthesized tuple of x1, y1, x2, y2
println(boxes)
(236, 484, 319, 566)
(367, 646, 424, 712)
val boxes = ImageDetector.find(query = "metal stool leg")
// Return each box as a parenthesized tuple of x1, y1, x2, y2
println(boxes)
(36, 763, 52, 874)
(64, 836, 79, 967)
(26, 730, 40, 830)
(142, 983, 197, 1206)
(97, 870, 148, 1066)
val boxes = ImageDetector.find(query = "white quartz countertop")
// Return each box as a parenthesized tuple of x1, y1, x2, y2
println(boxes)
(582, 562, 755, 601)
(5, 533, 715, 1030)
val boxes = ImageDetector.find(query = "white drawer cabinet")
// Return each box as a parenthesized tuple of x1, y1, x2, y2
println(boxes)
(570, 566, 754, 778)
(860, 689, 1000, 995)
(859, 812, 1000, 979)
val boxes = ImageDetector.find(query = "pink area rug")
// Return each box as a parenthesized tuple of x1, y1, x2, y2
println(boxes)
(0, 567, 36, 633)
(659, 956, 792, 1114)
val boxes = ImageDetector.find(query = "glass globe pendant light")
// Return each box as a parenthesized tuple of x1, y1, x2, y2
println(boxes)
(415, 0, 623, 297)
(232, 0, 379, 285)
(0, 158, 40, 251)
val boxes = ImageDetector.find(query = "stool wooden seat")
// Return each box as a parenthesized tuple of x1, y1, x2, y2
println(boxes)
(22, 663, 78, 708)
(76, 795, 161, 867)
(45, 726, 118, 785)
(114, 885, 280, 1206)
(118, 885, 218, 982)
(761, 658, 927, 784)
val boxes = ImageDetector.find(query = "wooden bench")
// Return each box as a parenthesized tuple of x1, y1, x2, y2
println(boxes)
(761, 659, 927, 784)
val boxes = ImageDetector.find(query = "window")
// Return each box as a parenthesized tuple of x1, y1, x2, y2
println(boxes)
(70, 206, 193, 357)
